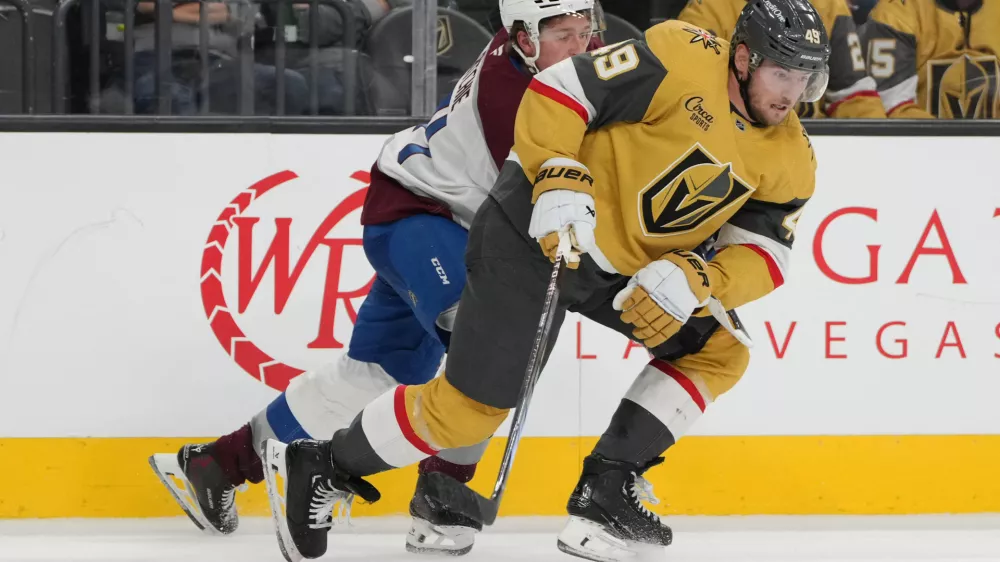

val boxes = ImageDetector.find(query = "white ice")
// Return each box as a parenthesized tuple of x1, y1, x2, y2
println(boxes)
(1, 515, 1000, 562)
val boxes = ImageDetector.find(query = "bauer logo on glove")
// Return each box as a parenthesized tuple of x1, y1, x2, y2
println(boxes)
(664, 249, 710, 289)
(528, 162, 599, 269)
(613, 250, 712, 348)
(534, 167, 595, 189)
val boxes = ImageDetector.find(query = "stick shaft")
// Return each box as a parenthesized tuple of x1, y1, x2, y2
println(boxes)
(490, 255, 564, 505)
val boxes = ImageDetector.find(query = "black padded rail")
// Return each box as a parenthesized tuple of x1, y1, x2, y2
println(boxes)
(0, 114, 425, 133)
(1, 116, 1000, 136)
(801, 119, 1000, 136)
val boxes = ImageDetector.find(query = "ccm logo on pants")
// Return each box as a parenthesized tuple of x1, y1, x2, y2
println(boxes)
(431, 258, 450, 285)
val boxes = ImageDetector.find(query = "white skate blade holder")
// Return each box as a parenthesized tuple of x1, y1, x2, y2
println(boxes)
(148, 453, 224, 536)
(557, 516, 666, 562)
(406, 517, 477, 556)
(263, 439, 304, 562)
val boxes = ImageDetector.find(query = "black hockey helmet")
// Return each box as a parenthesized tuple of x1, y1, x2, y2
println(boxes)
(730, 0, 832, 104)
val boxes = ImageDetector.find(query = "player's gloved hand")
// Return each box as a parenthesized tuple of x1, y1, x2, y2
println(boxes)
(613, 250, 712, 348)
(528, 189, 597, 269)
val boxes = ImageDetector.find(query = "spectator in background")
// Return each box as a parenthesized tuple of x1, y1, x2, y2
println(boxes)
(677, 0, 886, 118)
(131, 0, 309, 114)
(865, 0, 999, 118)
(846, 0, 878, 24)
(254, 0, 394, 114)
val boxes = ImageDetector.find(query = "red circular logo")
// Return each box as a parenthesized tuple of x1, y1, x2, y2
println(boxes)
(200, 170, 374, 391)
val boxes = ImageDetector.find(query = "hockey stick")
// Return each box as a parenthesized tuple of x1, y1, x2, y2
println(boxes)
(706, 297, 754, 348)
(423, 235, 571, 526)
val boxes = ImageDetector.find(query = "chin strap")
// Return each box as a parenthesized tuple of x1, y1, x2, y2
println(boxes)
(512, 38, 541, 74)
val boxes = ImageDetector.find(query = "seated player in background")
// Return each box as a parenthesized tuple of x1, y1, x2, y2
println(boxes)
(149, 0, 600, 555)
(865, 0, 999, 118)
(677, 0, 885, 118)
(264, 1, 829, 561)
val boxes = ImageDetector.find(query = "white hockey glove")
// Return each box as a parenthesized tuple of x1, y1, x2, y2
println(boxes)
(613, 250, 712, 348)
(528, 189, 597, 269)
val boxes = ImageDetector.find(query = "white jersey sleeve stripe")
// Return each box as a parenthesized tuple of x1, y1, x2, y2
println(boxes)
(878, 74, 918, 113)
(715, 223, 791, 282)
(826, 75, 878, 102)
(533, 58, 597, 123)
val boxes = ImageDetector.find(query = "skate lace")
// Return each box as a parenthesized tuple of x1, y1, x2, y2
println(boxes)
(220, 483, 248, 514)
(308, 480, 354, 530)
(629, 474, 661, 521)
(221, 482, 250, 513)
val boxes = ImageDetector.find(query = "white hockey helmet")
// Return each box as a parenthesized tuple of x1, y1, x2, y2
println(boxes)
(500, 0, 596, 71)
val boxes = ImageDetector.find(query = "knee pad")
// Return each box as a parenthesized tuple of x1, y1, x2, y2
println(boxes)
(253, 354, 398, 448)
(705, 344, 750, 398)
(405, 376, 509, 450)
(667, 328, 751, 400)
(350, 336, 445, 387)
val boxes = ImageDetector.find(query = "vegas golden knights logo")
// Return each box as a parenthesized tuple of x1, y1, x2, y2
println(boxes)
(437, 16, 454, 55)
(639, 144, 754, 236)
(927, 54, 1000, 119)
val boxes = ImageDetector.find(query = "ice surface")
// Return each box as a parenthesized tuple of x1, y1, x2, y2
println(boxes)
(1, 515, 999, 562)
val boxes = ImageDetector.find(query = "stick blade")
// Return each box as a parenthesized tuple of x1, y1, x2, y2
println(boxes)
(423, 472, 499, 526)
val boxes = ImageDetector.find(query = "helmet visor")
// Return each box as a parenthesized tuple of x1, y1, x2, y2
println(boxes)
(537, 9, 596, 43)
(753, 59, 830, 103)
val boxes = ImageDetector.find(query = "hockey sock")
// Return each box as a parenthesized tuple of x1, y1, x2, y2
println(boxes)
(593, 360, 709, 465)
(211, 423, 264, 486)
(593, 399, 676, 467)
(419, 456, 477, 484)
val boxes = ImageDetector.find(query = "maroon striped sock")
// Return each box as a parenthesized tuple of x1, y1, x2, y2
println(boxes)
(418, 455, 477, 484)
(210, 423, 265, 486)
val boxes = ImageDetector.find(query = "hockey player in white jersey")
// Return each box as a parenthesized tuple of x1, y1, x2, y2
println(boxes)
(149, 0, 601, 556)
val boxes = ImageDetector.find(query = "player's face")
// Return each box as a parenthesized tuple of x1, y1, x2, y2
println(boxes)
(748, 59, 812, 125)
(535, 14, 593, 71)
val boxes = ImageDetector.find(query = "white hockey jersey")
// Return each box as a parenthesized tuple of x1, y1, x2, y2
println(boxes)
(370, 31, 531, 228)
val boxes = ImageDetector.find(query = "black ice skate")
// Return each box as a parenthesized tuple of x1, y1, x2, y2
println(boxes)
(557, 455, 672, 562)
(406, 470, 483, 556)
(149, 443, 241, 535)
(263, 439, 381, 562)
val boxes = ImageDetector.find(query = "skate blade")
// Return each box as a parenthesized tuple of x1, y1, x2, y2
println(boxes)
(148, 454, 226, 536)
(263, 439, 303, 562)
(405, 517, 476, 556)
(556, 516, 664, 562)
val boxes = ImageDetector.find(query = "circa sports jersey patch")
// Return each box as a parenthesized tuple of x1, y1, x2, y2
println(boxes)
(683, 26, 722, 55)
(638, 143, 755, 237)
(684, 96, 715, 131)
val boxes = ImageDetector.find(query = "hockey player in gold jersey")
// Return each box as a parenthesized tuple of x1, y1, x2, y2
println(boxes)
(866, 0, 999, 118)
(262, 1, 830, 562)
(677, 0, 885, 118)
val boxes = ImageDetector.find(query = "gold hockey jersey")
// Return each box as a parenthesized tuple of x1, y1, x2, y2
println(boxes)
(866, 0, 1000, 118)
(676, 0, 885, 118)
(510, 21, 816, 311)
